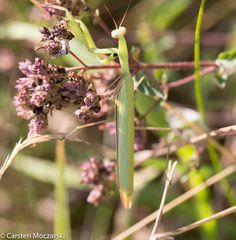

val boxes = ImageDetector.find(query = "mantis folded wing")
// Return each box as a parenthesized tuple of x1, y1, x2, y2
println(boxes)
(115, 35, 134, 208)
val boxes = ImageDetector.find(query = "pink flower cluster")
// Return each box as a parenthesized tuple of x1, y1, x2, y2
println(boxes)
(43, 0, 90, 18)
(38, 20, 74, 58)
(81, 158, 115, 206)
(14, 58, 101, 135)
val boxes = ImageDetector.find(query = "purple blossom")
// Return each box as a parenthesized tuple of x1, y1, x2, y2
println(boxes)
(30, 89, 50, 107)
(84, 92, 100, 108)
(81, 157, 101, 184)
(19, 59, 32, 76)
(134, 130, 147, 152)
(13, 95, 34, 120)
(80, 157, 115, 206)
(75, 106, 94, 121)
(87, 184, 104, 207)
(14, 58, 101, 135)
(42, 0, 90, 18)
(28, 114, 48, 136)
(38, 20, 74, 58)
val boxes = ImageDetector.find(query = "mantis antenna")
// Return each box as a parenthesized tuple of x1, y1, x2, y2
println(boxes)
(104, 4, 118, 30)
(104, 1, 133, 39)
(119, 0, 133, 28)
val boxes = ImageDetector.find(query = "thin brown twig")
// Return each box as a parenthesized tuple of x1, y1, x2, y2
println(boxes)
(162, 101, 236, 163)
(149, 160, 178, 240)
(30, 0, 47, 14)
(65, 61, 217, 72)
(166, 66, 217, 89)
(112, 164, 236, 240)
(154, 206, 236, 239)
(135, 124, 236, 167)
(135, 126, 171, 131)
(69, 50, 88, 67)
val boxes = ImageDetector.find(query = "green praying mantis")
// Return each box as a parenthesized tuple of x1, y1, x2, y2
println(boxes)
(52, 2, 134, 208)
(111, 15, 134, 209)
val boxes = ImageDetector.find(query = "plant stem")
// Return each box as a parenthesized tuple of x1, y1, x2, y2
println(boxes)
(69, 50, 88, 67)
(194, 0, 206, 121)
(154, 206, 236, 239)
(66, 61, 216, 72)
(149, 160, 178, 240)
(54, 140, 71, 239)
(167, 66, 217, 89)
(135, 124, 236, 167)
(113, 164, 236, 240)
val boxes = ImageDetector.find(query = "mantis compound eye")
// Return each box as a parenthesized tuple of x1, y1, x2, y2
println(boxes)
(111, 27, 127, 38)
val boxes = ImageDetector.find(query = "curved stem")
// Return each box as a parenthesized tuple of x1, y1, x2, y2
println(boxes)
(194, 0, 206, 121)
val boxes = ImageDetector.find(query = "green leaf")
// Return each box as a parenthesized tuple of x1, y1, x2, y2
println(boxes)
(12, 154, 85, 189)
(177, 145, 217, 240)
(218, 48, 236, 60)
(194, 0, 206, 121)
(0, 22, 40, 41)
(215, 57, 236, 85)
(134, 71, 164, 98)
(135, 91, 169, 136)
(148, 0, 191, 31)
(215, 73, 227, 88)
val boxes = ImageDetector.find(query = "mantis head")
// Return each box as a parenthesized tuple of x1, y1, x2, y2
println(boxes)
(111, 27, 127, 38)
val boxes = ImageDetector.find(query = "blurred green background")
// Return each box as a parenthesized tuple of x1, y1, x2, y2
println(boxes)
(1, 0, 236, 239)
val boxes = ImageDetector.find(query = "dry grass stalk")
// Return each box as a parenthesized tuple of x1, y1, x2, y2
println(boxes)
(154, 206, 236, 239)
(149, 160, 178, 240)
(135, 124, 236, 167)
(0, 134, 57, 180)
(113, 163, 236, 240)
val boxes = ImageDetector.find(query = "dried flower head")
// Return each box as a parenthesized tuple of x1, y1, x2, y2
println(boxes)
(14, 58, 101, 135)
(134, 130, 146, 152)
(81, 157, 115, 206)
(38, 20, 74, 58)
(42, 0, 90, 18)
(87, 184, 104, 207)
(81, 157, 102, 184)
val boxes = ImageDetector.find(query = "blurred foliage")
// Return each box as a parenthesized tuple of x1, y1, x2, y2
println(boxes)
(0, 0, 236, 239)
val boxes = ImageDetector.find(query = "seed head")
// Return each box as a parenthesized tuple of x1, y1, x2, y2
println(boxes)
(80, 158, 115, 206)
(14, 58, 101, 135)
(42, 0, 91, 18)
(38, 20, 74, 58)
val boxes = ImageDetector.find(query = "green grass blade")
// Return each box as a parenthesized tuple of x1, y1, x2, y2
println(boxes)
(207, 144, 236, 205)
(194, 0, 206, 121)
(177, 145, 217, 239)
(54, 140, 71, 239)
(12, 154, 84, 189)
